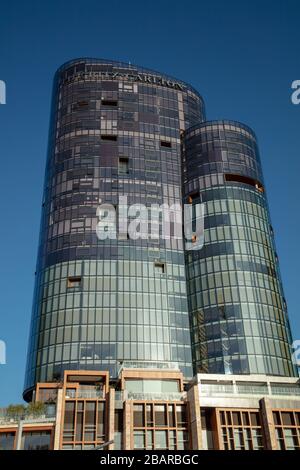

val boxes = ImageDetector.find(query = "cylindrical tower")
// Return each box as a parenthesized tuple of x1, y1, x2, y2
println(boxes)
(23, 58, 205, 400)
(182, 120, 296, 377)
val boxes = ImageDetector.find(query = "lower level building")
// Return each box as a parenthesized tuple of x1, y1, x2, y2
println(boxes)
(1, 366, 300, 450)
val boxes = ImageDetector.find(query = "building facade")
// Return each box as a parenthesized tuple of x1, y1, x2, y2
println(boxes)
(22, 57, 298, 449)
(24, 59, 206, 401)
(2, 368, 300, 450)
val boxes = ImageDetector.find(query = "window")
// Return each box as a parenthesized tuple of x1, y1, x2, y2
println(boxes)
(168, 405, 175, 427)
(273, 410, 300, 450)
(97, 402, 105, 440)
(146, 430, 154, 450)
(119, 157, 129, 175)
(134, 405, 144, 427)
(126, 379, 179, 393)
(147, 405, 154, 426)
(281, 412, 295, 426)
(284, 428, 298, 450)
(155, 430, 167, 449)
(21, 431, 51, 450)
(63, 398, 106, 447)
(115, 410, 123, 433)
(114, 410, 123, 450)
(101, 99, 118, 107)
(101, 135, 117, 141)
(132, 402, 189, 450)
(177, 430, 189, 450)
(66, 388, 76, 399)
(38, 388, 58, 403)
(252, 428, 263, 450)
(187, 191, 200, 203)
(155, 405, 167, 427)
(154, 262, 165, 274)
(64, 401, 75, 441)
(134, 431, 145, 449)
(77, 100, 88, 107)
(67, 276, 82, 288)
(250, 412, 260, 427)
(219, 409, 264, 450)
(276, 428, 285, 450)
(0, 432, 15, 450)
(169, 430, 176, 449)
(125, 380, 143, 393)
(176, 405, 187, 427)
(232, 412, 242, 426)
(85, 402, 96, 441)
(76, 402, 84, 441)
(224, 173, 264, 193)
(160, 140, 172, 148)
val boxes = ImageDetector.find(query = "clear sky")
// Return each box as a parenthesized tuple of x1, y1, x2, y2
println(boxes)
(0, 0, 299, 406)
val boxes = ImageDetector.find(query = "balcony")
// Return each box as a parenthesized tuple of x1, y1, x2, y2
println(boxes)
(270, 385, 300, 397)
(236, 384, 269, 395)
(200, 382, 300, 398)
(65, 389, 105, 399)
(200, 384, 235, 396)
(123, 390, 186, 401)
(118, 360, 180, 373)
(0, 404, 56, 425)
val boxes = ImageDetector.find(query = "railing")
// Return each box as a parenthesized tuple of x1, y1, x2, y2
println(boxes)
(65, 389, 105, 399)
(124, 391, 186, 401)
(200, 383, 300, 398)
(118, 361, 179, 372)
(236, 385, 269, 395)
(0, 414, 56, 425)
(19, 416, 56, 424)
(271, 386, 300, 397)
(200, 384, 235, 395)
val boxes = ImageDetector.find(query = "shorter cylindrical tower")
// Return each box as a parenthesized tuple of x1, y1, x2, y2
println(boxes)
(182, 120, 296, 377)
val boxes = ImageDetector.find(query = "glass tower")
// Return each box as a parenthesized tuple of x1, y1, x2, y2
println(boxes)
(23, 58, 205, 400)
(182, 120, 296, 377)
(24, 59, 297, 401)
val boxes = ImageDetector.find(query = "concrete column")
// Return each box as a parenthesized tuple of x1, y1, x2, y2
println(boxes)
(124, 400, 132, 450)
(260, 397, 277, 450)
(15, 421, 23, 450)
(187, 385, 202, 450)
(212, 409, 223, 450)
(53, 388, 63, 450)
(108, 388, 115, 450)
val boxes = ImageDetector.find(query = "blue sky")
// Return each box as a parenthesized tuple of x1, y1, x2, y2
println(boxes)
(0, 0, 299, 406)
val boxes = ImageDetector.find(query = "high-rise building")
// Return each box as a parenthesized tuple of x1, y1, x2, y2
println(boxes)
(182, 121, 296, 377)
(23, 58, 297, 404)
(23, 58, 205, 401)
